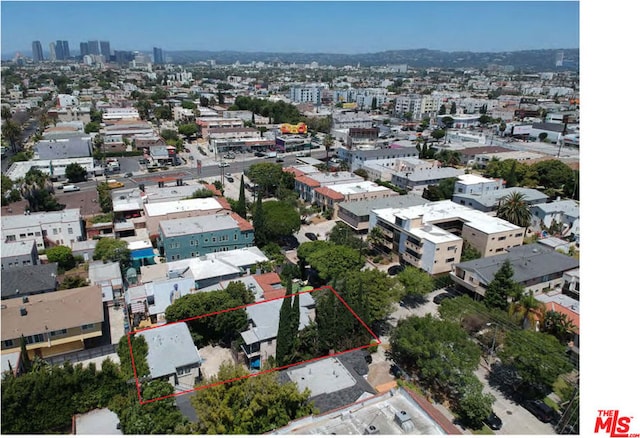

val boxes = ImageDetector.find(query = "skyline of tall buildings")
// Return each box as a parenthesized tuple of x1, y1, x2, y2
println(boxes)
(153, 47, 164, 64)
(26, 38, 159, 63)
(31, 40, 44, 62)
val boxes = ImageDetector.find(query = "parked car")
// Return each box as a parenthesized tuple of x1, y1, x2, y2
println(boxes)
(223, 153, 236, 160)
(62, 185, 80, 192)
(305, 232, 318, 241)
(218, 161, 230, 168)
(484, 412, 503, 430)
(124, 172, 133, 178)
(254, 151, 266, 157)
(433, 292, 456, 304)
(523, 400, 555, 423)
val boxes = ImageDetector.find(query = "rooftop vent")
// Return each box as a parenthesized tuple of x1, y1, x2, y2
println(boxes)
(22, 296, 29, 303)
(19, 307, 27, 316)
(364, 425, 380, 435)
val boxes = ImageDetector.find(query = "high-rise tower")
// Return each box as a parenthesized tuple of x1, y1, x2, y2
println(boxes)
(31, 41, 44, 62)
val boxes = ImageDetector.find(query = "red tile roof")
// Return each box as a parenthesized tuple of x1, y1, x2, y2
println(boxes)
(284, 167, 305, 177)
(295, 175, 321, 187)
(314, 186, 345, 201)
(203, 184, 224, 197)
(544, 301, 580, 334)
(229, 212, 254, 232)
(253, 272, 285, 301)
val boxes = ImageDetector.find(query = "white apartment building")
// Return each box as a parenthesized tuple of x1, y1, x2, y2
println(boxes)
(369, 200, 524, 275)
(332, 111, 374, 130)
(2, 209, 84, 249)
(290, 86, 324, 105)
(102, 107, 141, 121)
(453, 174, 505, 195)
(394, 95, 427, 121)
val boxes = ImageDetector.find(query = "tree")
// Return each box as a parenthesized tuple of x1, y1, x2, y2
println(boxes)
(20, 169, 64, 212)
(65, 162, 87, 183)
(58, 275, 88, 290)
(483, 261, 523, 311)
(508, 291, 545, 329)
(441, 116, 454, 129)
(262, 201, 301, 242)
(455, 373, 495, 429)
(247, 162, 286, 198)
(96, 182, 113, 213)
(498, 329, 573, 396)
(496, 192, 531, 231)
(1, 105, 12, 120)
(191, 363, 314, 434)
(236, 174, 247, 219)
(276, 281, 295, 366)
(298, 241, 362, 283)
(538, 132, 548, 141)
(327, 222, 362, 250)
(541, 310, 578, 344)
(164, 289, 248, 348)
(450, 101, 457, 115)
(353, 168, 369, 180)
(342, 268, 403, 324)
(530, 159, 575, 193)
(199, 96, 210, 107)
(460, 241, 482, 262)
(2, 119, 22, 152)
(252, 192, 267, 247)
(217, 91, 225, 105)
(178, 123, 199, 138)
(83, 121, 100, 134)
(438, 104, 447, 115)
(323, 134, 334, 160)
(160, 129, 179, 142)
(390, 315, 482, 396)
(423, 177, 456, 201)
(93, 237, 130, 268)
(396, 266, 435, 299)
(431, 128, 446, 141)
(45, 245, 75, 271)
(366, 226, 386, 252)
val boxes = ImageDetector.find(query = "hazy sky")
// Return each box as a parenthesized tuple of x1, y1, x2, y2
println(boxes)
(1, 1, 579, 56)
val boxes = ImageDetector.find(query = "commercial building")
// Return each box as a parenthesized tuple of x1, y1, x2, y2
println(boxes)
(31, 41, 44, 62)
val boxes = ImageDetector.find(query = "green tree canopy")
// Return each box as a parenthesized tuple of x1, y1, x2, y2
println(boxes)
(178, 123, 199, 138)
(246, 162, 287, 198)
(262, 200, 301, 242)
(164, 289, 248, 348)
(498, 329, 573, 396)
(396, 266, 435, 298)
(93, 238, 130, 267)
(496, 191, 531, 229)
(390, 315, 482, 396)
(65, 162, 88, 183)
(298, 241, 362, 283)
(483, 261, 523, 311)
(45, 245, 75, 271)
(191, 363, 314, 434)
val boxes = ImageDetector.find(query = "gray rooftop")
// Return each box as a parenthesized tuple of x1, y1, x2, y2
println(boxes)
(137, 322, 201, 380)
(88, 261, 123, 285)
(1, 239, 36, 258)
(351, 146, 418, 159)
(453, 187, 548, 208)
(531, 199, 580, 218)
(1, 209, 81, 230)
(454, 243, 580, 286)
(34, 137, 92, 160)
(399, 167, 465, 182)
(339, 193, 427, 217)
(1, 263, 59, 299)
(159, 213, 240, 237)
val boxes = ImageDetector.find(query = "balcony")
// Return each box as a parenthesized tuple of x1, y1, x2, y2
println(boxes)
(241, 343, 260, 359)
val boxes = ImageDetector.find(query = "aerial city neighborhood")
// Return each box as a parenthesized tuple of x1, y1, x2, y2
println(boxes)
(1, 38, 580, 435)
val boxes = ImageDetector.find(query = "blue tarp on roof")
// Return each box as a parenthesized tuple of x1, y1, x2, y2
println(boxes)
(131, 248, 155, 260)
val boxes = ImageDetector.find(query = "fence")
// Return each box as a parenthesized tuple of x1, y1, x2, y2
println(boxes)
(44, 343, 117, 367)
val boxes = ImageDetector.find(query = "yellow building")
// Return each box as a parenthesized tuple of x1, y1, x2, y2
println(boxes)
(1, 285, 104, 359)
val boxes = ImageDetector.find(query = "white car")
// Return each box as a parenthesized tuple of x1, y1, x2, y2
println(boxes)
(218, 161, 230, 168)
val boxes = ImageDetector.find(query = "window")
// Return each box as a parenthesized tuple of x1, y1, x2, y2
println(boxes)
(498, 236, 506, 241)
(81, 324, 95, 330)
(26, 334, 45, 344)
(446, 257, 455, 263)
(447, 245, 457, 251)
(515, 232, 523, 237)
(50, 329, 67, 337)
(19, 233, 26, 238)
(27, 232, 34, 236)
(53, 229, 58, 235)
(3, 339, 14, 348)
(6, 235, 16, 242)
(68, 227, 73, 234)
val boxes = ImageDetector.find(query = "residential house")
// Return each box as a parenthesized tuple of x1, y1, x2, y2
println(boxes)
(137, 322, 201, 389)
(141, 246, 269, 290)
(1, 263, 58, 300)
(362, 157, 440, 182)
(2, 209, 84, 249)
(337, 146, 419, 173)
(88, 261, 124, 305)
(1, 239, 38, 270)
(1, 285, 104, 359)
(294, 171, 363, 204)
(370, 200, 524, 275)
(452, 187, 548, 213)
(453, 174, 505, 195)
(206, 272, 287, 302)
(240, 290, 315, 370)
(125, 277, 196, 327)
(529, 199, 580, 242)
(449, 243, 580, 298)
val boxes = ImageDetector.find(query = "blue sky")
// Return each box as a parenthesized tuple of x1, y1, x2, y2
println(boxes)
(1, 1, 579, 56)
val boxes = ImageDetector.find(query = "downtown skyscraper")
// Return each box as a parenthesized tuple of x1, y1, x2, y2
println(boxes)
(153, 47, 164, 64)
(31, 40, 44, 62)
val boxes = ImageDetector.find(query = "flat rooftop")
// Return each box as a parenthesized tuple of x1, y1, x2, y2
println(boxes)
(144, 197, 223, 217)
(287, 357, 356, 397)
(159, 213, 239, 237)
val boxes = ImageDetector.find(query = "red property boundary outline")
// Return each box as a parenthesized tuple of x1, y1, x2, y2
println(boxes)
(127, 285, 381, 405)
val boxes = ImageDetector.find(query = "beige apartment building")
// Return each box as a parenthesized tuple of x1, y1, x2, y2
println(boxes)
(370, 200, 524, 275)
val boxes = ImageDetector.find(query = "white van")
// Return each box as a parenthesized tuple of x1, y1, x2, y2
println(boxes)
(62, 185, 80, 192)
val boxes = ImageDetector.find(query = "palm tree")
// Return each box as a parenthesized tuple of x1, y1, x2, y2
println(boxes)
(542, 310, 578, 344)
(509, 291, 545, 329)
(323, 134, 334, 161)
(496, 192, 531, 232)
(2, 119, 22, 153)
